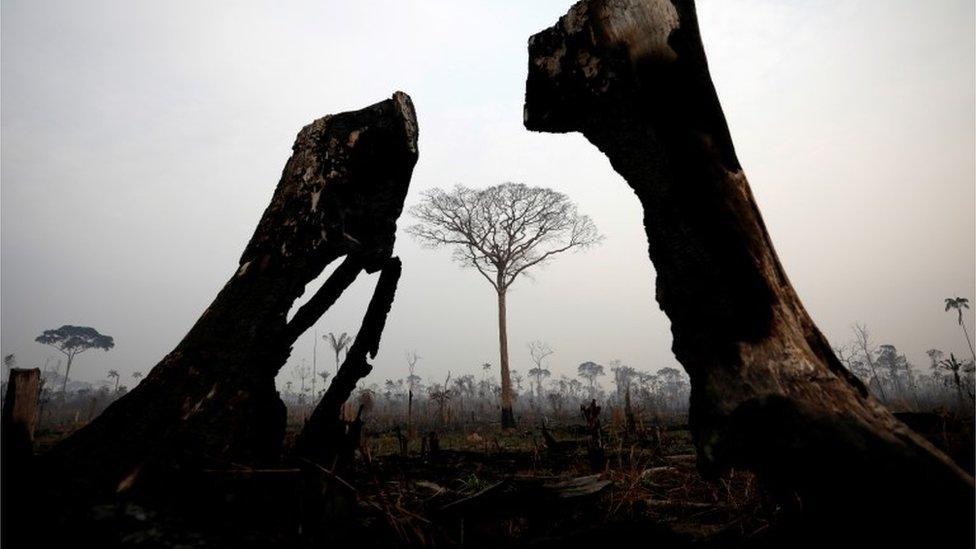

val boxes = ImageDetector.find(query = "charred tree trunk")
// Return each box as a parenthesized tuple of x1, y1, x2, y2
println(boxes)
(624, 385, 636, 438)
(524, 2, 972, 546)
(295, 258, 401, 466)
(3, 368, 40, 466)
(581, 399, 605, 471)
(2, 368, 40, 547)
(47, 92, 419, 489)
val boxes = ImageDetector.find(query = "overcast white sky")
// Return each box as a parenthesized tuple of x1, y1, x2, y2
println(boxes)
(2, 0, 974, 391)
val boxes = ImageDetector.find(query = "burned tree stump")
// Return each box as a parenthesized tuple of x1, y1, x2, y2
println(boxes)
(48, 92, 419, 489)
(2, 368, 40, 547)
(581, 399, 605, 471)
(524, 2, 972, 546)
(3, 368, 40, 459)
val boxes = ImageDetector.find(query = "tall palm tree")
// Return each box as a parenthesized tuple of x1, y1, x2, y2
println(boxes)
(944, 297, 975, 362)
(323, 332, 352, 375)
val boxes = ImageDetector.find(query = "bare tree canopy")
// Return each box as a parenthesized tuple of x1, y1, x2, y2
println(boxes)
(407, 182, 601, 291)
(528, 340, 554, 367)
(408, 182, 600, 428)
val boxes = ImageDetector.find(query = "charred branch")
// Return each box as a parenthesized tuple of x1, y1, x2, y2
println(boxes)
(296, 257, 402, 465)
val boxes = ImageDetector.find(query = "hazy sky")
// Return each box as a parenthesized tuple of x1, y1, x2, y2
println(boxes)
(2, 0, 974, 391)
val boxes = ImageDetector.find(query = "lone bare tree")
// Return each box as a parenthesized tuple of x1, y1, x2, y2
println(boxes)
(408, 182, 601, 427)
(35, 325, 114, 396)
(405, 351, 421, 434)
(527, 340, 554, 399)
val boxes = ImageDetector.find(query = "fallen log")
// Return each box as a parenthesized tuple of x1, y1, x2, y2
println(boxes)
(47, 92, 419, 489)
(523, 2, 972, 546)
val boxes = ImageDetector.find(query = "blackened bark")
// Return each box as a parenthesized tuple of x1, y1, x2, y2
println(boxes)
(47, 93, 419, 489)
(2, 368, 40, 547)
(3, 368, 40, 459)
(524, 2, 972, 546)
(295, 257, 402, 465)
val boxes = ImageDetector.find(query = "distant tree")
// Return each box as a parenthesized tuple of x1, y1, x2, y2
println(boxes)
(409, 182, 601, 428)
(452, 374, 475, 412)
(293, 360, 310, 394)
(852, 324, 887, 401)
(527, 341, 554, 399)
(609, 359, 637, 399)
(511, 369, 524, 393)
(875, 345, 907, 398)
(834, 344, 871, 382)
(132, 371, 143, 381)
(577, 361, 605, 398)
(945, 297, 975, 362)
(324, 332, 352, 375)
(935, 353, 973, 408)
(428, 372, 454, 424)
(107, 369, 120, 392)
(406, 351, 421, 432)
(657, 367, 689, 409)
(406, 351, 422, 393)
(547, 390, 565, 416)
(528, 367, 551, 400)
(35, 325, 114, 395)
(318, 370, 331, 386)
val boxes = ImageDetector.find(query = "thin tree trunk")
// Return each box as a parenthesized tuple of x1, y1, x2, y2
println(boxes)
(407, 389, 413, 437)
(498, 289, 515, 428)
(60, 354, 73, 396)
(954, 371, 966, 410)
(856, 332, 887, 401)
(961, 319, 976, 363)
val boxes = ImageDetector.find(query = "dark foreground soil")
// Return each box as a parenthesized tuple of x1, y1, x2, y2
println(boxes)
(8, 412, 974, 548)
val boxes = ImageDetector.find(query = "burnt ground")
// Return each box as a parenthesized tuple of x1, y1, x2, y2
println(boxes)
(12, 412, 975, 548)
